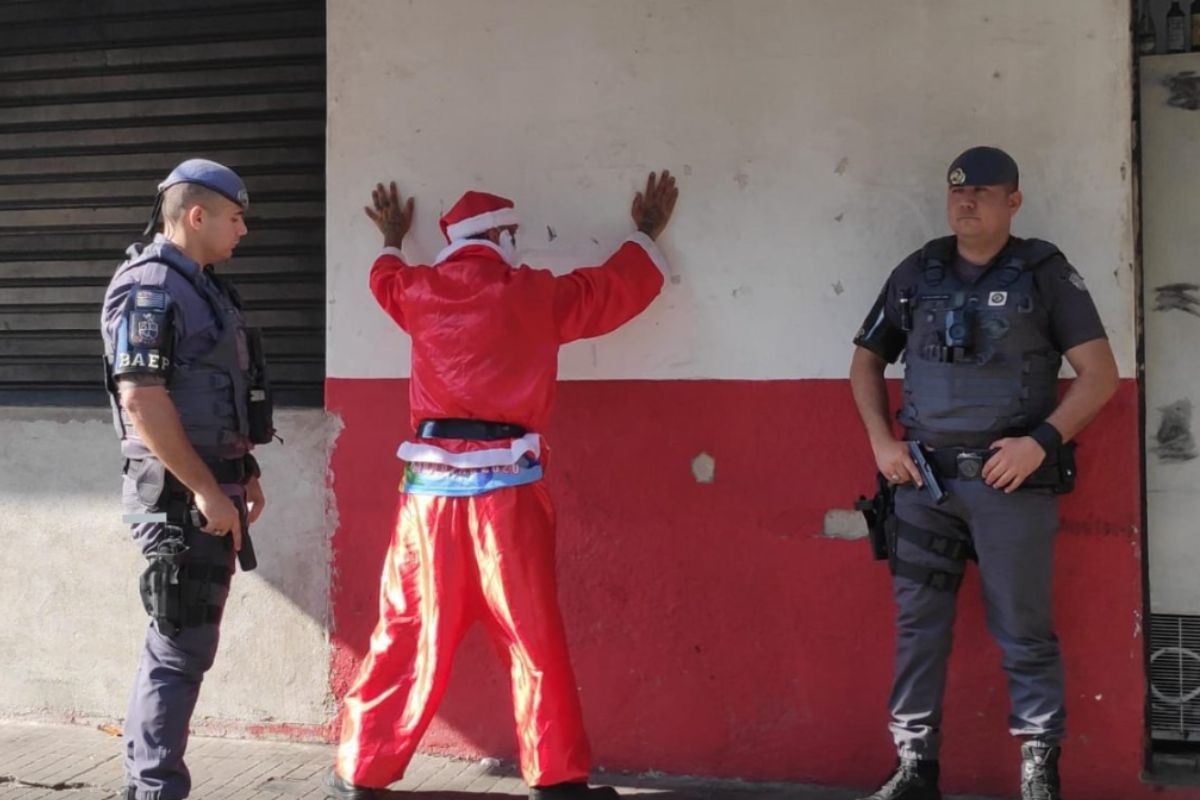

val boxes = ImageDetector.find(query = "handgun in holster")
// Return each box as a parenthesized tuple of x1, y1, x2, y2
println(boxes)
(139, 525, 189, 637)
(137, 481, 254, 637)
(856, 472, 897, 561)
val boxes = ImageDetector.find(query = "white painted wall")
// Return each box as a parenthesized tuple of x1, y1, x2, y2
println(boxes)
(326, 0, 1135, 381)
(0, 409, 335, 728)
(1140, 52, 1200, 615)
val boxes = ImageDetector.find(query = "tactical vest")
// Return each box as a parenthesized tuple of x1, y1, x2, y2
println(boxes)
(104, 243, 262, 461)
(897, 236, 1063, 447)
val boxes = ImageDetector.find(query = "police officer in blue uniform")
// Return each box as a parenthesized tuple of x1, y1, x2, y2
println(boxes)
(849, 147, 1119, 800)
(101, 159, 275, 800)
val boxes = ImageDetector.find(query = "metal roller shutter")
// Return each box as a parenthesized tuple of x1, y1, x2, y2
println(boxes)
(0, 0, 325, 406)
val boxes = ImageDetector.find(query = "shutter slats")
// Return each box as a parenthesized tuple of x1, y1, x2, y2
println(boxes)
(3, 201, 327, 227)
(0, 255, 324, 283)
(0, 0, 325, 406)
(0, 39, 325, 77)
(0, 5, 324, 54)
(0, 147, 326, 180)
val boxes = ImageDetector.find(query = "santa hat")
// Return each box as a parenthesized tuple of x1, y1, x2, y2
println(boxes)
(439, 190, 520, 242)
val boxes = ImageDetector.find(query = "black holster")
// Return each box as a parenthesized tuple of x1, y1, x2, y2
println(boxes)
(856, 473, 897, 561)
(136, 475, 237, 636)
(139, 530, 189, 637)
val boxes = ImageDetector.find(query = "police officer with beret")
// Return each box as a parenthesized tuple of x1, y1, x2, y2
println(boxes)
(849, 147, 1119, 800)
(101, 159, 275, 800)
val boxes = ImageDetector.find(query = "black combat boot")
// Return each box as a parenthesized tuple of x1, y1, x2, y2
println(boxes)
(857, 758, 942, 800)
(1020, 741, 1062, 800)
(529, 781, 620, 799)
(323, 766, 382, 800)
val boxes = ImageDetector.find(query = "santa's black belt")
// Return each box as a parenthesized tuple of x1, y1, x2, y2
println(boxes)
(923, 445, 1066, 488)
(416, 418, 527, 441)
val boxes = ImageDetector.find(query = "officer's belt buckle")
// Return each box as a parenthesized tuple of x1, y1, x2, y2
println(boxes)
(954, 451, 986, 481)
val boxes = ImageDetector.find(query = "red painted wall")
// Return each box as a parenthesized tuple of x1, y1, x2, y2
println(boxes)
(328, 378, 1183, 799)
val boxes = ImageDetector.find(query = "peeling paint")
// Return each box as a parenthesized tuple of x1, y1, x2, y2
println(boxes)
(1165, 70, 1200, 110)
(1153, 283, 1200, 317)
(1153, 399, 1197, 462)
(822, 508, 867, 540)
(691, 452, 715, 483)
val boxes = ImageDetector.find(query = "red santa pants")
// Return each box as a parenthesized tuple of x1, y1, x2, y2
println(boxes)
(334, 481, 591, 788)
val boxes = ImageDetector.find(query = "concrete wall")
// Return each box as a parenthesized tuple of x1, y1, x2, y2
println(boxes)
(324, 2, 1164, 799)
(0, 408, 336, 734)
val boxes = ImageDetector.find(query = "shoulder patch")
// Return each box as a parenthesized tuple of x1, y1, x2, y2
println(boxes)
(134, 288, 168, 311)
(129, 311, 167, 347)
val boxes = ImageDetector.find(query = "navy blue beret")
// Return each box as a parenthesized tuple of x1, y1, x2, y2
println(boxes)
(158, 159, 249, 209)
(947, 147, 1019, 188)
(144, 159, 249, 235)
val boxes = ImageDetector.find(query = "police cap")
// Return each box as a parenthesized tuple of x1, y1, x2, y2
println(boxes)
(946, 146, 1019, 189)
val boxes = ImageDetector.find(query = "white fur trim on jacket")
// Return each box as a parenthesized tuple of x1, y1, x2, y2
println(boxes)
(445, 208, 520, 241)
(433, 238, 509, 265)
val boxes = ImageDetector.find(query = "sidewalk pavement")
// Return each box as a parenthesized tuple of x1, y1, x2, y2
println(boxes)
(0, 722, 990, 800)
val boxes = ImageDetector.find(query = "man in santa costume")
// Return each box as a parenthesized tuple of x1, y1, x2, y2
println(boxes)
(325, 171, 679, 800)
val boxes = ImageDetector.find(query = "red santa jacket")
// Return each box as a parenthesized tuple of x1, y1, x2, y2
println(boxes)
(370, 233, 667, 448)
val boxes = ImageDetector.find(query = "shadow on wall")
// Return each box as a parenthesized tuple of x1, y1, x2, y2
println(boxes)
(0, 405, 337, 729)
(4, 404, 335, 625)
(238, 407, 343, 629)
